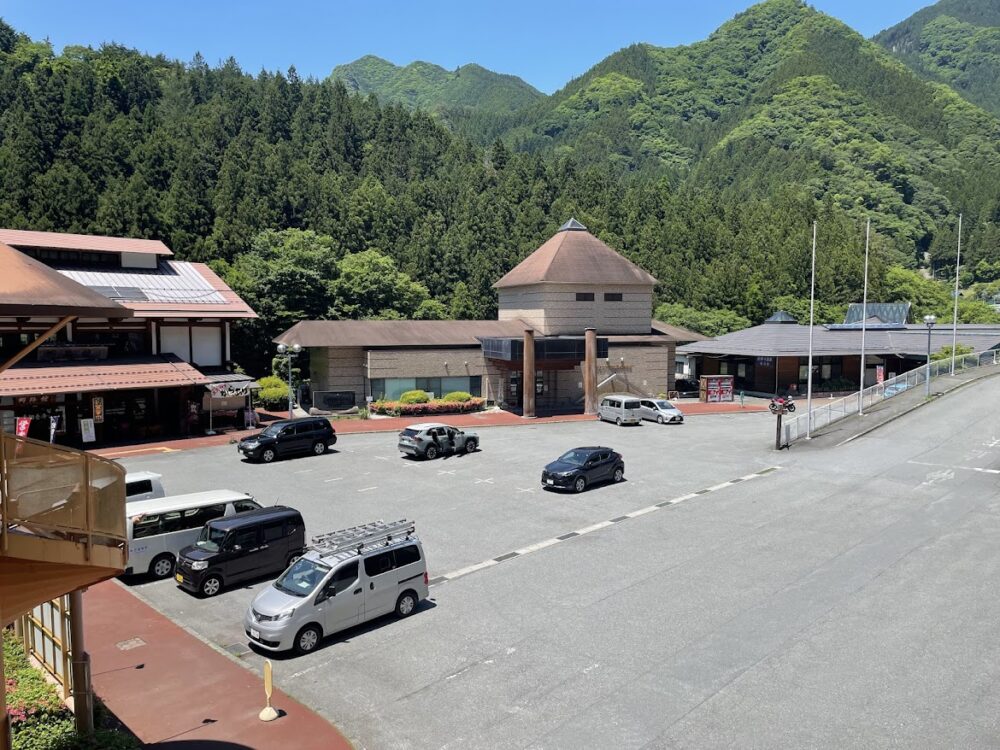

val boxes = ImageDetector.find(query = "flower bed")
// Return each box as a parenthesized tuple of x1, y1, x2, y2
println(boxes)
(4, 630, 138, 750)
(370, 398, 485, 416)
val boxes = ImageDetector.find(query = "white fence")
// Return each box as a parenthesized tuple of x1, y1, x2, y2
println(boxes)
(782, 350, 1000, 444)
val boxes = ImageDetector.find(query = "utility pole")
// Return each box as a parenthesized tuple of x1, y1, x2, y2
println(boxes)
(951, 213, 962, 375)
(806, 220, 817, 439)
(859, 217, 870, 416)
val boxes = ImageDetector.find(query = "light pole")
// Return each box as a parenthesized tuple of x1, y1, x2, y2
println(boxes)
(276, 342, 302, 419)
(924, 314, 936, 397)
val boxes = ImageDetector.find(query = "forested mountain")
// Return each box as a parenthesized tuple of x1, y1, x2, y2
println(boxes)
(874, 0, 1000, 117)
(330, 55, 542, 113)
(1, 2, 999, 375)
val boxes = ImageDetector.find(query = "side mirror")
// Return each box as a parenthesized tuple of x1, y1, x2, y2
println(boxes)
(231, 544, 242, 553)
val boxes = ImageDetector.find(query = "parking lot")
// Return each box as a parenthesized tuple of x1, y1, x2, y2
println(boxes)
(117, 394, 1000, 749)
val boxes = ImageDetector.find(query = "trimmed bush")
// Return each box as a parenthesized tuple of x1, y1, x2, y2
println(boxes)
(399, 390, 430, 404)
(256, 385, 290, 410)
(370, 398, 485, 416)
(442, 391, 472, 402)
(257, 375, 285, 390)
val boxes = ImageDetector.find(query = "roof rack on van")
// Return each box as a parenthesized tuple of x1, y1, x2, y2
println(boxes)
(310, 519, 415, 557)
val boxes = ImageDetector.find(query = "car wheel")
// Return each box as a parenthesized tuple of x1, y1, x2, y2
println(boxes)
(396, 591, 418, 618)
(657, 415, 664, 424)
(201, 575, 223, 598)
(573, 476, 587, 493)
(312, 440, 326, 455)
(286, 553, 301, 569)
(465, 440, 478, 453)
(150, 554, 175, 579)
(615, 417, 622, 426)
(293, 624, 322, 655)
(261, 448, 276, 463)
(613, 466, 624, 483)
(425, 445, 438, 460)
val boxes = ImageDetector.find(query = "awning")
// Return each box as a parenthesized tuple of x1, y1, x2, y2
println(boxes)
(0, 356, 209, 397)
(203, 371, 261, 397)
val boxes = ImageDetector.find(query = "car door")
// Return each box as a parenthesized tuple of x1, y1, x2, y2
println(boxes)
(583, 453, 602, 483)
(316, 560, 363, 635)
(592, 451, 613, 482)
(445, 427, 460, 453)
(224, 525, 263, 583)
(639, 400, 655, 421)
(260, 519, 290, 575)
(362, 550, 398, 619)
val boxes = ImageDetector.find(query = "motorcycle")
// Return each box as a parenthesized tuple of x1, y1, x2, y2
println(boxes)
(769, 395, 796, 414)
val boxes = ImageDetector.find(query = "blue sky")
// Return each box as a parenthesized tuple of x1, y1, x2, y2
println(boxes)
(2, 1, 931, 93)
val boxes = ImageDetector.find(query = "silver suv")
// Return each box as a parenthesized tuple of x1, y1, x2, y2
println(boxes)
(397, 423, 479, 460)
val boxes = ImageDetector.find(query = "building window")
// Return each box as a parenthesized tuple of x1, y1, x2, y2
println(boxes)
(576, 292, 595, 302)
(604, 293, 623, 302)
(370, 376, 481, 401)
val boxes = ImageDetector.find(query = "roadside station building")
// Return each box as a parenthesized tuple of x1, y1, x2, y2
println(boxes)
(278, 220, 704, 415)
(0, 229, 257, 445)
(679, 304, 1000, 396)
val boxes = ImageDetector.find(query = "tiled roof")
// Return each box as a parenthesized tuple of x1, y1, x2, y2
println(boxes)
(56, 261, 256, 319)
(0, 355, 209, 397)
(0, 228, 171, 256)
(650, 320, 708, 342)
(277, 320, 531, 348)
(494, 222, 657, 289)
(0, 243, 129, 318)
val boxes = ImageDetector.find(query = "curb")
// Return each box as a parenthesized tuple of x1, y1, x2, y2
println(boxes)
(837, 368, 1000, 446)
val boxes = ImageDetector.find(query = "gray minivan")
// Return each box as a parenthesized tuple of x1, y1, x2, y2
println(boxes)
(598, 394, 642, 426)
(244, 520, 428, 655)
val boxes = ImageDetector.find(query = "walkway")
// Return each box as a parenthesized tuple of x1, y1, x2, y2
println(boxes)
(84, 580, 352, 749)
(91, 401, 769, 459)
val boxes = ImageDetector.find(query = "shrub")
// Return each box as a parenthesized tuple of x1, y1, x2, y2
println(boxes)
(257, 375, 285, 390)
(370, 398, 485, 416)
(399, 390, 430, 404)
(256, 385, 289, 410)
(442, 391, 472, 402)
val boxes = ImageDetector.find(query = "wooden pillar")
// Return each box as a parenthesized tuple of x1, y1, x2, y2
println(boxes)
(69, 590, 94, 735)
(523, 329, 535, 418)
(584, 327, 598, 415)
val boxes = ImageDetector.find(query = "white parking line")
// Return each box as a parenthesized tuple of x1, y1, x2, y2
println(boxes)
(908, 460, 1000, 475)
(475, 478, 494, 485)
(438, 470, 456, 476)
(517, 488, 535, 493)
(358, 486, 377, 493)
(295, 469, 314, 474)
(324, 477, 343, 483)
(575, 520, 613, 535)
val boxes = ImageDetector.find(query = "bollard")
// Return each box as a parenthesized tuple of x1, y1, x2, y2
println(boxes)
(259, 660, 279, 722)
(739, 390, 745, 408)
(774, 411, 783, 450)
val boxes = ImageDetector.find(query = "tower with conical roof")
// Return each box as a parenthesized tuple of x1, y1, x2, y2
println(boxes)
(493, 219, 657, 336)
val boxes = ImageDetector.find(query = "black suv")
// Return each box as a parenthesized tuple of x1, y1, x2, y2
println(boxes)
(238, 417, 336, 463)
(175, 506, 306, 597)
(541, 446, 625, 493)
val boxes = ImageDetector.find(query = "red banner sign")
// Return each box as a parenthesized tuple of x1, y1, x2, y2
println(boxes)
(15, 417, 31, 437)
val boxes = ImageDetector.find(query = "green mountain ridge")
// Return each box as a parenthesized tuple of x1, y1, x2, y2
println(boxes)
(874, 0, 1000, 117)
(330, 55, 543, 113)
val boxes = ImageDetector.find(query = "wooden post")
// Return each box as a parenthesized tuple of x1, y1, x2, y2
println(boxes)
(584, 328, 598, 415)
(0, 316, 75, 375)
(522, 329, 535, 418)
(69, 590, 94, 735)
(775, 412, 783, 451)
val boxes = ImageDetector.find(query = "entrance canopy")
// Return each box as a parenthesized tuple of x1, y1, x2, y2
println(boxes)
(480, 336, 608, 363)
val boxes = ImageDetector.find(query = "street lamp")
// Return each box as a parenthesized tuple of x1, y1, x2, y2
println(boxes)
(276, 342, 302, 419)
(923, 314, 936, 397)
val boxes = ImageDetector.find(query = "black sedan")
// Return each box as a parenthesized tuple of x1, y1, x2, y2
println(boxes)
(541, 446, 625, 493)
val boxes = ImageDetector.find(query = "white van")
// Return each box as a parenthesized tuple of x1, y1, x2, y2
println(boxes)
(125, 471, 165, 502)
(598, 394, 642, 426)
(244, 520, 429, 655)
(125, 490, 260, 579)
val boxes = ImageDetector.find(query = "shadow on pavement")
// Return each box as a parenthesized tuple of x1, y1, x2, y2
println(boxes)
(150, 741, 255, 749)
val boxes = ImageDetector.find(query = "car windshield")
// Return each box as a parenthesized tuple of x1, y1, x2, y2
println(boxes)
(259, 424, 283, 438)
(195, 524, 227, 552)
(654, 401, 673, 410)
(557, 449, 590, 466)
(274, 558, 331, 598)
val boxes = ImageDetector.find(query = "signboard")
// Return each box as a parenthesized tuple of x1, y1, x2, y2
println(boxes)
(699, 375, 735, 403)
(92, 396, 105, 424)
(209, 382, 251, 398)
(14, 395, 56, 406)
(876, 365, 885, 385)
(80, 418, 96, 443)
(49, 416, 59, 443)
(15, 417, 31, 437)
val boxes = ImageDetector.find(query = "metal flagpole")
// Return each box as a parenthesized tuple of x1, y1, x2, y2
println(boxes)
(858, 218, 870, 416)
(950, 212, 962, 375)
(806, 220, 817, 439)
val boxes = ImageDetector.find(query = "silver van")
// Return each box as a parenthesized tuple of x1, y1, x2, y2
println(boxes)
(125, 471, 165, 502)
(598, 394, 642, 426)
(244, 519, 429, 655)
(125, 490, 260, 578)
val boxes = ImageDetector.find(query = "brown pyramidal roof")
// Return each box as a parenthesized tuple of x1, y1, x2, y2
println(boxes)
(0, 242, 129, 317)
(493, 219, 657, 289)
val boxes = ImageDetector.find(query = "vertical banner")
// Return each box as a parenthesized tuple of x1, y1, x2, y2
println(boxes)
(92, 396, 105, 424)
(15, 417, 31, 437)
(80, 418, 96, 443)
(876, 365, 885, 385)
(49, 415, 60, 443)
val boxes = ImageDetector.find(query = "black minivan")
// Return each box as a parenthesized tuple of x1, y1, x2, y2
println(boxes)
(175, 506, 306, 597)
(238, 417, 337, 463)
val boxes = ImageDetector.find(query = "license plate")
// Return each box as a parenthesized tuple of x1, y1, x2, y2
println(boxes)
(175, 573, 183, 583)
(250, 628, 260, 640)
(546, 479, 554, 485)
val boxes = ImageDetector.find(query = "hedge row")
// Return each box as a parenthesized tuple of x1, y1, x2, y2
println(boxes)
(371, 398, 485, 416)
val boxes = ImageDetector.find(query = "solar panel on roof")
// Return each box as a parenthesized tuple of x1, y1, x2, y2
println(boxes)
(110, 286, 149, 301)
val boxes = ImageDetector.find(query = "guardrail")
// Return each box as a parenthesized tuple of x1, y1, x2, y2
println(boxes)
(0, 432, 127, 554)
(782, 350, 1000, 445)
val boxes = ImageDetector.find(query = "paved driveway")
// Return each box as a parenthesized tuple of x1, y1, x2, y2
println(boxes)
(117, 388, 1000, 749)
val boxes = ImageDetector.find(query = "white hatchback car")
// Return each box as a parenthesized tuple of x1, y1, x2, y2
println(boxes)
(638, 398, 685, 424)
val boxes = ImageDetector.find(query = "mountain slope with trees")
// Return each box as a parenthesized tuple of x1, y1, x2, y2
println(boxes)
(330, 55, 542, 114)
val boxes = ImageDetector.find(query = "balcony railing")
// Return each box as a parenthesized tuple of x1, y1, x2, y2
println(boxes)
(0, 433, 126, 555)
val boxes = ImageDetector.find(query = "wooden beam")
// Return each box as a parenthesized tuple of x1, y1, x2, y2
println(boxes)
(0, 316, 74, 375)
